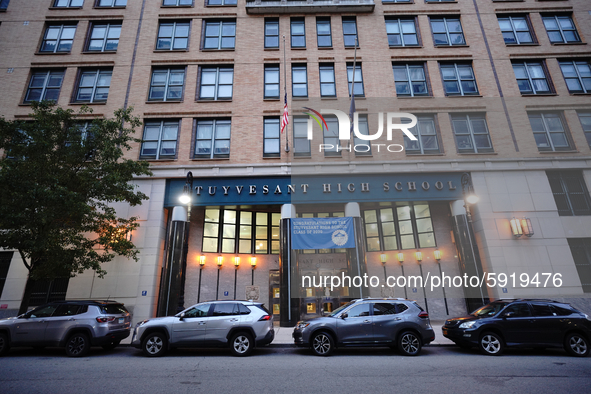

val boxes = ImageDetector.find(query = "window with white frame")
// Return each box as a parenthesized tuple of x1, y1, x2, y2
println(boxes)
(528, 112, 572, 152)
(319, 64, 336, 97)
(578, 112, 591, 148)
(263, 117, 280, 158)
(342, 17, 358, 47)
(199, 66, 233, 100)
(207, 0, 236, 5)
(323, 116, 340, 157)
(24, 69, 65, 103)
(430, 17, 465, 46)
(393, 63, 428, 96)
(163, 0, 192, 5)
(347, 64, 364, 97)
(194, 119, 231, 159)
(292, 65, 308, 97)
(203, 20, 236, 49)
(542, 15, 581, 44)
(74, 68, 112, 103)
(382, 0, 411, 3)
(156, 21, 190, 50)
(497, 15, 534, 45)
(512, 61, 552, 94)
(96, 0, 126, 7)
(54, 0, 83, 7)
(559, 60, 591, 94)
(40, 24, 77, 53)
(316, 17, 332, 48)
(87, 22, 121, 52)
(385, 18, 419, 47)
(440, 63, 479, 96)
(293, 117, 310, 157)
(265, 18, 279, 48)
(291, 18, 306, 48)
(264, 65, 280, 99)
(353, 115, 371, 156)
(451, 114, 493, 153)
(140, 120, 179, 160)
(403, 115, 440, 155)
(149, 68, 185, 101)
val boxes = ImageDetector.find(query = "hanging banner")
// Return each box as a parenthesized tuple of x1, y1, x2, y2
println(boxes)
(291, 217, 356, 250)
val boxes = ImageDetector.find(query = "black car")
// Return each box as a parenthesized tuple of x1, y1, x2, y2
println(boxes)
(442, 299, 591, 357)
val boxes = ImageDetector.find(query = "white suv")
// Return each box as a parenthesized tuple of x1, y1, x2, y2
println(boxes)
(132, 300, 274, 357)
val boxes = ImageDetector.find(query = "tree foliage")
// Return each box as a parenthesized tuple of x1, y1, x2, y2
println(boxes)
(0, 102, 152, 281)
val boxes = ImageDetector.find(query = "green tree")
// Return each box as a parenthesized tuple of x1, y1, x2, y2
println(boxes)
(0, 102, 152, 313)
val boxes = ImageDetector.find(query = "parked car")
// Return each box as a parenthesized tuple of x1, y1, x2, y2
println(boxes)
(292, 298, 435, 356)
(0, 300, 131, 357)
(442, 299, 591, 357)
(132, 300, 274, 357)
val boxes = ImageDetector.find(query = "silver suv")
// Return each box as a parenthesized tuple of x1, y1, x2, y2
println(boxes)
(132, 300, 274, 357)
(293, 298, 435, 356)
(0, 300, 131, 357)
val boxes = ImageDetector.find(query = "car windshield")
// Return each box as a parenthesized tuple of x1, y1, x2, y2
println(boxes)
(329, 301, 355, 317)
(471, 302, 510, 317)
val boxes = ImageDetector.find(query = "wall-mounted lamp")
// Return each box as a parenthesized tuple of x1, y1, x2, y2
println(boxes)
(415, 251, 423, 263)
(511, 217, 534, 237)
(510, 217, 523, 237)
(397, 252, 404, 263)
(217, 255, 223, 268)
(199, 255, 206, 268)
(234, 256, 240, 268)
(434, 250, 442, 262)
(250, 256, 257, 268)
(380, 253, 387, 264)
(521, 217, 534, 237)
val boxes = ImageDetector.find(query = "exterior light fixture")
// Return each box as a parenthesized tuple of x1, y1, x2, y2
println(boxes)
(461, 173, 479, 205)
(217, 255, 223, 268)
(199, 255, 206, 268)
(521, 217, 534, 237)
(380, 253, 387, 264)
(434, 250, 442, 261)
(179, 172, 193, 205)
(250, 256, 257, 268)
(415, 251, 423, 262)
(510, 217, 523, 237)
(397, 252, 404, 263)
(234, 256, 240, 268)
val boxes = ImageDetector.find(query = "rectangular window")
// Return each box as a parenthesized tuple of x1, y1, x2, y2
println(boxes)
(74, 68, 112, 103)
(548, 171, 591, 216)
(203, 20, 236, 50)
(353, 115, 371, 156)
(203, 209, 280, 254)
(264, 65, 280, 99)
(157, 21, 190, 50)
(426, 0, 454, 2)
(194, 119, 231, 159)
(0, 252, 13, 298)
(149, 67, 185, 101)
(323, 116, 340, 157)
(385, 18, 419, 47)
(24, 69, 65, 103)
(263, 117, 280, 158)
(430, 17, 465, 46)
(199, 66, 233, 100)
(451, 114, 493, 153)
(578, 112, 591, 147)
(383, 0, 411, 2)
(363, 203, 435, 252)
(347, 64, 364, 97)
(342, 17, 358, 47)
(87, 22, 121, 52)
(265, 18, 279, 48)
(293, 117, 310, 157)
(96, 0, 126, 7)
(440, 63, 479, 96)
(542, 15, 581, 44)
(40, 24, 77, 53)
(559, 60, 591, 94)
(292, 65, 308, 97)
(0, 0, 8, 10)
(316, 18, 332, 48)
(393, 63, 428, 96)
(404, 115, 441, 154)
(207, 0, 236, 5)
(529, 113, 572, 152)
(512, 61, 552, 94)
(163, 0, 193, 5)
(497, 15, 534, 45)
(54, 0, 83, 7)
(291, 18, 305, 48)
(319, 64, 336, 97)
(568, 238, 591, 292)
(28, 278, 69, 307)
(140, 120, 179, 160)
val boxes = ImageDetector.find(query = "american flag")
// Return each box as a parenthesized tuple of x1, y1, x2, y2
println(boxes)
(280, 93, 289, 133)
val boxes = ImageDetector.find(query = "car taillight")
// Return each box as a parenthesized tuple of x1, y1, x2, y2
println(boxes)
(258, 315, 271, 321)
(96, 316, 116, 323)
(418, 311, 429, 319)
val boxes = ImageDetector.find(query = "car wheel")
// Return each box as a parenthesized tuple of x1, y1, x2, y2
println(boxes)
(311, 332, 334, 356)
(102, 340, 121, 351)
(398, 331, 422, 356)
(479, 332, 504, 356)
(0, 332, 10, 356)
(142, 332, 167, 357)
(230, 332, 254, 357)
(65, 333, 90, 357)
(564, 333, 590, 357)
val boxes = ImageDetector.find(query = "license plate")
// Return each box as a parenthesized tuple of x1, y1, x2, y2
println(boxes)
(119, 318, 124, 324)
(442, 329, 447, 335)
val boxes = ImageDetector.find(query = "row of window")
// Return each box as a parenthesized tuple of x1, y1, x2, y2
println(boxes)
(51, 0, 235, 8)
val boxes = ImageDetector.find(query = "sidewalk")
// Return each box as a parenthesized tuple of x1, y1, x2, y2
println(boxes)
(270, 320, 454, 347)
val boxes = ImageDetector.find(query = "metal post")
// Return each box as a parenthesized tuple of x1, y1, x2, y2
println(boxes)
(197, 266, 203, 303)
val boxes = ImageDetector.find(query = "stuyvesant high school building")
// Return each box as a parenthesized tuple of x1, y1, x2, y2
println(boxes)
(1, 0, 590, 328)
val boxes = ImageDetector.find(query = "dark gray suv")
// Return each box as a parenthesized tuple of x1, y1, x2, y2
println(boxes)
(293, 298, 435, 356)
(0, 300, 131, 357)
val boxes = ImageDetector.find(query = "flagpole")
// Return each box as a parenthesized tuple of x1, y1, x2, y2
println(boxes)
(283, 34, 289, 153)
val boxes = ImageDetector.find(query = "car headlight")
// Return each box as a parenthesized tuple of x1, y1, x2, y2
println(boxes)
(296, 321, 310, 330)
(459, 321, 477, 329)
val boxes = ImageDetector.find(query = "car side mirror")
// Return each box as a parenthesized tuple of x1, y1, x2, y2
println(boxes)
(179, 312, 185, 321)
(340, 313, 348, 319)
